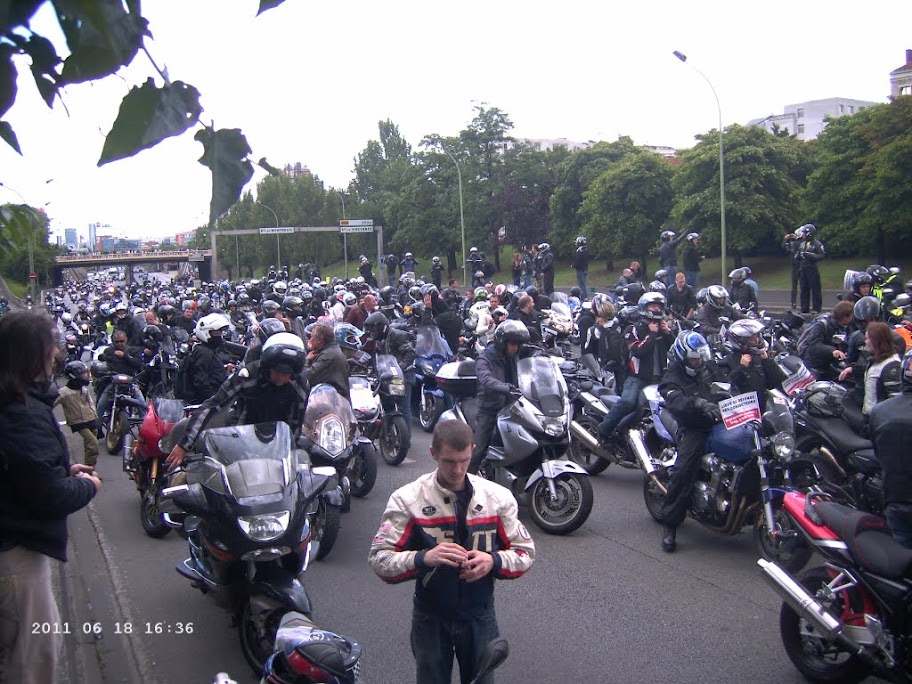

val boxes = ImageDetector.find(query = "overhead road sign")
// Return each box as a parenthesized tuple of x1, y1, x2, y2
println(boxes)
(259, 227, 295, 235)
(340, 225, 374, 234)
(339, 219, 373, 227)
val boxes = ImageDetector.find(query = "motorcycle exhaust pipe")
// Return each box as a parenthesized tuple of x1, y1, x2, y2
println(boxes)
(569, 421, 614, 462)
(626, 427, 656, 476)
(757, 559, 851, 644)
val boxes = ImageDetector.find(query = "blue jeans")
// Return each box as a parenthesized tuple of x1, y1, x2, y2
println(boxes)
(522, 275, 531, 289)
(576, 270, 588, 299)
(598, 376, 643, 437)
(886, 503, 912, 550)
(411, 607, 499, 684)
(97, 383, 146, 425)
(395, 372, 416, 442)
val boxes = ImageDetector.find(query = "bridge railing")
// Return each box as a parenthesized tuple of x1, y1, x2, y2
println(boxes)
(55, 250, 211, 263)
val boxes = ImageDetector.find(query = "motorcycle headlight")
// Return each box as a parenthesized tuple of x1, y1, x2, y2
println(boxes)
(319, 417, 346, 455)
(388, 378, 406, 396)
(237, 511, 290, 541)
(542, 418, 565, 437)
(771, 433, 795, 461)
(157, 435, 172, 454)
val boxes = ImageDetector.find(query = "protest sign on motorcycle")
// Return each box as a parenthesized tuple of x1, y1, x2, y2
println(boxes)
(781, 363, 815, 396)
(718, 392, 761, 430)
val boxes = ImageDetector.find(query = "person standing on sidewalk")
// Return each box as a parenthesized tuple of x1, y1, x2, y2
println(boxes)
(55, 361, 100, 467)
(0, 311, 101, 684)
(572, 236, 589, 299)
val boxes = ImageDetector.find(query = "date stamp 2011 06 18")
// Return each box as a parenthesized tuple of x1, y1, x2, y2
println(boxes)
(31, 621, 195, 636)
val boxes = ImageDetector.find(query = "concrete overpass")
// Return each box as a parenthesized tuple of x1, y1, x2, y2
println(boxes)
(54, 250, 213, 285)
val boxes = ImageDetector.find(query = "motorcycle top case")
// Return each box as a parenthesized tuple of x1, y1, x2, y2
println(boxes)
(435, 359, 478, 398)
(704, 422, 755, 464)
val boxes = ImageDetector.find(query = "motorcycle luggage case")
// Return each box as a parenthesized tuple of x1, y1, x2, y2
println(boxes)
(436, 360, 477, 398)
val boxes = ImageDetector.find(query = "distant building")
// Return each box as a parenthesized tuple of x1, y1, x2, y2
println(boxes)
(748, 97, 878, 141)
(64, 228, 77, 248)
(283, 162, 311, 179)
(891, 49, 912, 98)
(505, 137, 596, 153)
(175, 231, 195, 247)
(88, 222, 96, 250)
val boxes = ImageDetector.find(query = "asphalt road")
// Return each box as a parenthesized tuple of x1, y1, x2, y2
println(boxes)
(51, 415, 847, 684)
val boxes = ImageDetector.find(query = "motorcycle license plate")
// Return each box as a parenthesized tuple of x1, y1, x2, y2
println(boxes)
(350, 387, 375, 411)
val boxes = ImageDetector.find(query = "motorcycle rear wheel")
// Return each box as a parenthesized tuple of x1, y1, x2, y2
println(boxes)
(311, 498, 341, 561)
(238, 599, 287, 675)
(528, 474, 593, 535)
(418, 393, 443, 433)
(567, 414, 611, 475)
(779, 566, 870, 684)
(643, 471, 669, 523)
(753, 506, 812, 574)
(105, 409, 128, 454)
(380, 415, 409, 466)
(349, 442, 378, 497)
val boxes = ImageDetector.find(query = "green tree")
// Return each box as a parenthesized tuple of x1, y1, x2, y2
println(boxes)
(671, 124, 803, 267)
(0, 203, 53, 291)
(579, 151, 674, 271)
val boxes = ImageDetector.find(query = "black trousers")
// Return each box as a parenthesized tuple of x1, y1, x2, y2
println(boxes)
(543, 269, 554, 295)
(470, 410, 499, 475)
(661, 429, 709, 527)
(799, 267, 822, 313)
(790, 263, 800, 306)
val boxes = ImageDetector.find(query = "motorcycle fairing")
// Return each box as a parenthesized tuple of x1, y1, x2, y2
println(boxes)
(524, 460, 589, 491)
(249, 564, 312, 615)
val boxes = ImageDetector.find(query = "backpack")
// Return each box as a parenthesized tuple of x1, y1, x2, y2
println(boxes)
(173, 350, 194, 401)
(796, 315, 826, 358)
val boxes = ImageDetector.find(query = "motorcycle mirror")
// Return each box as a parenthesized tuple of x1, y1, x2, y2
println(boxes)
(835, 293, 844, 301)
(469, 639, 510, 684)
(163, 482, 209, 516)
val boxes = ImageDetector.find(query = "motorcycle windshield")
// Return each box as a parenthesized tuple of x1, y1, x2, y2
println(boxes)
(376, 354, 403, 378)
(763, 394, 794, 436)
(577, 354, 601, 377)
(517, 356, 565, 417)
(550, 302, 571, 320)
(551, 291, 569, 306)
(302, 384, 355, 455)
(199, 422, 293, 498)
(154, 398, 184, 423)
(415, 326, 452, 359)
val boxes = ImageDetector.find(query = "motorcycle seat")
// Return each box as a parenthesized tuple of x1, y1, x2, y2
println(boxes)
(660, 411, 679, 440)
(815, 502, 912, 580)
(816, 416, 873, 455)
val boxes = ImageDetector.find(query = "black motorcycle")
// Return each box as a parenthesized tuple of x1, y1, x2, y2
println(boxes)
(413, 324, 453, 433)
(349, 352, 410, 466)
(160, 421, 336, 674)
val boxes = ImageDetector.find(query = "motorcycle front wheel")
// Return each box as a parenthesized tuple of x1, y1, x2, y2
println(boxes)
(105, 409, 128, 454)
(148, 381, 175, 402)
(643, 471, 669, 523)
(380, 415, 409, 466)
(528, 474, 593, 535)
(779, 566, 870, 684)
(238, 599, 287, 675)
(310, 498, 341, 561)
(567, 414, 611, 475)
(139, 486, 171, 538)
(349, 442, 378, 497)
(418, 393, 443, 433)
(753, 505, 812, 574)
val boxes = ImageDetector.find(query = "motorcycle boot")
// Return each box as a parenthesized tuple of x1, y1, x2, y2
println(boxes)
(661, 524, 677, 552)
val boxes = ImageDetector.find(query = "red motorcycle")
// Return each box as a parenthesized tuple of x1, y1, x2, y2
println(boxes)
(758, 490, 912, 683)
(123, 397, 185, 538)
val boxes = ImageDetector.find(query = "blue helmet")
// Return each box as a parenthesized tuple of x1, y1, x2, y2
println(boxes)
(672, 331, 712, 376)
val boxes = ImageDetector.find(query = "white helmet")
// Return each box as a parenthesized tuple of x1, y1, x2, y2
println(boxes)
(195, 313, 230, 342)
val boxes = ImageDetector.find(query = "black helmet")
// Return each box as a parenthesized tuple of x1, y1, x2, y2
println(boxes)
(852, 272, 873, 294)
(660, 230, 676, 242)
(569, 286, 582, 298)
(637, 292, 667, 320)
(363, 311, 389, 337)
(158, 304, 176, 319)
(654, 269, 669, 281)
(866, 265, 889, 283)
(494, 319, 530, 352)
(142, 324, 163, 344)
(800, 223, 817, 238)
(853, 295, 881, 322)
(379, 286, 395, 304)
(64, 360, 89, 381)
(525, 285, 538, 299)
(261, 299, 281, 315)
(282, 295, 304, 317)
(256, 318, 287, 345)
(260, 333, 306, 375)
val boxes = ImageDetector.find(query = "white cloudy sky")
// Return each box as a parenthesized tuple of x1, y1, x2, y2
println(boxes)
(1, 1, 910, 242)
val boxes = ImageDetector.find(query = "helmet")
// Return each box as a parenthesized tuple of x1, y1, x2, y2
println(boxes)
(379, 286, 395, 304)
(469, 246, 478, 254)
(237, 293, 251, 307)
(493, 284, 508, 299)
(726, 319, 768, 354)
(90, 360, 110, 381)
(591, 293, 615, 320)
(194, 313, 230, 342)
(363, 311, 389, 337)
(399, 273, 414, 287)
(494, 319, 530, 352)
(525, 285, 538, 299)
(866, 265, 889, 283)
(852, 272, 874, 294)
(273, 281, 288, 295)
(729, 268, 749, 284)
(576, 236, 587, 247)
(114, 302, 129, 316)
(686, 232, 700, 243)
(853, 295, 881, 322)
(334, 323, 363, 351)
(654, 269, 669, 281)
(262, 299, 281, 316)
(256, 318, 288, 344)
(474, 270, 485, 280)
(800, 223, 817, 238)
(408, 286, 421, 301)
(474, 288, 488, 302)
(260, 333, 306, 375)
(261, 628, 362, 684)
(420, 284, 439, 298)
(226, 299, 238, 309)
(405, 252, 413, 259)
(569, 286, 582, 298)
(706, 285, 730, 310)
(660, 230, 676, 242)
(537, 242, 550, 252)
(902, 349, 912, 392)
(197, 295, 211, 311)
(157, 304, 177, 319)
(648, 280, 667, 293)
(142, 325, 163, 345)
(618, 305, 640, 325)
(61, 312, 73, 325)
(432, 256, 441, 264)
(359, 255, 367, 262)
(181, 300, 195, 312)
(637, 292, 667, 320)
(672, 331, 712, 376)
(282, 295, 304, 317)
(64, 360, 89, 381)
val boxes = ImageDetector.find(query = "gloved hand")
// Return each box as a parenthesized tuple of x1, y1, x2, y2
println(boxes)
(693, 398, 721, 422)
(508, 385, 523, 398)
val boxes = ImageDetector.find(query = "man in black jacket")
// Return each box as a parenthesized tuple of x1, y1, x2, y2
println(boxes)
(470, 320, 527, 474)
(507, 294, 543, 344)
(305, 323, 350, 397)
(364, 311, 417, 442)
(794, 223, 826, 313)
(572, 236, 589, 298)
(682, 233, 703, 289)
(797, 301, 854, 381)
(538, 243, 555, 295)
(96, 330, 146, 426)
(186, 314, 230, 405)
(658, 331, 725, 552)
(869, 350, 912, 548)
(666, 272, 697, 320)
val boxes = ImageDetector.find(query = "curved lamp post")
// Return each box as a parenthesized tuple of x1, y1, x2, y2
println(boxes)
(674, 50, 726, 277)
(439, 146, 467, 288)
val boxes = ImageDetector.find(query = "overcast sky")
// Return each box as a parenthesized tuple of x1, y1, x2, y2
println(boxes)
(2, 1, 910, 242)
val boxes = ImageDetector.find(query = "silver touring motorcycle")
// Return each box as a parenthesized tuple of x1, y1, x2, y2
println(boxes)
(437, 353, 593, 534)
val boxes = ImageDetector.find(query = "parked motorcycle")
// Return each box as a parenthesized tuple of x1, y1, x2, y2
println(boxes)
(99, 372, 146, 454)
(437, 353, 594, 535)
(297, 383, 378, 560)
(160, 421, 337, 674)
(123, 397, 184, 537)
(758, 490, 912, 683)
(413, 324, 453, 433)
(349, 352, 410, 466)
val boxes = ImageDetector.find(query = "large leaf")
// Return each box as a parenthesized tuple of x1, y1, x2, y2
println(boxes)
(0, 0, 44, 35)
(257, 0, 287, 16)
(0, 46, 17, 117)
(195, 127, 253, 224)
(98, 79, 202, 165)
(23, 35, 62, 107)
(55, 0, 149, 84)
(0, 121, 20, 154)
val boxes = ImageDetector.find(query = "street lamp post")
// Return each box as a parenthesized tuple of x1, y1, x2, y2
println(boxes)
(258, 202, 280, 269)
(439, 147, 467, 287)
(339, 190, 348, 279)
(674, 50, 727, 278)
